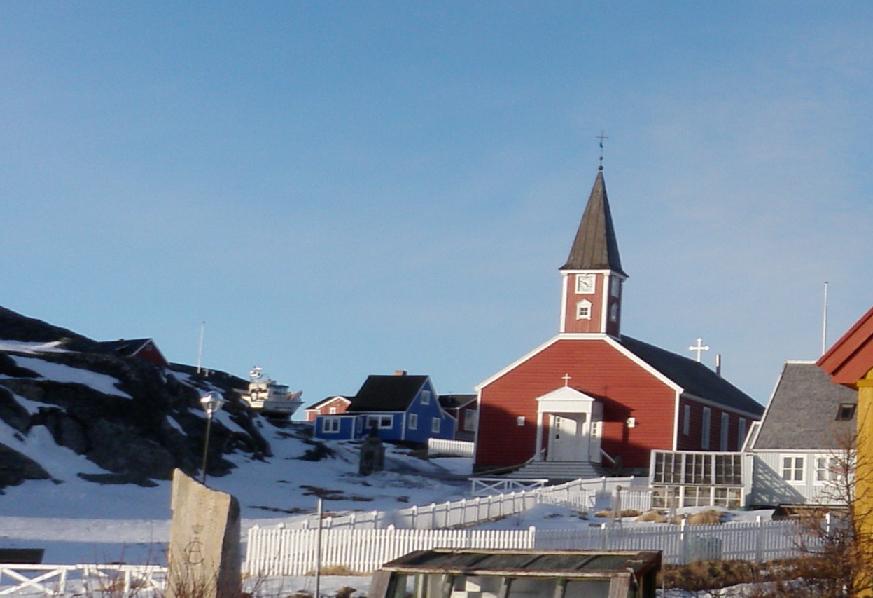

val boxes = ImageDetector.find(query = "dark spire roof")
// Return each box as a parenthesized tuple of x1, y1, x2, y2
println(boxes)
(560, 171, 625, 275)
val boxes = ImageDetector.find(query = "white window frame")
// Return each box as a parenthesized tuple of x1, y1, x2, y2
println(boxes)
(408, 413, 418, 430)
(575, 273, 595, 294)
(701, 407, 711, 450)
(682, 404, 690, 436)
(420, 390, 431, 405)
(321, 417, 340, 433)
(576, 300, 592, 320)
(431, 417, 441, 434)
(329, 407, 336, 414)
(720, 412, 730, 451)
(369, 415, 393, 429)
(814, 455, 839, 485)
(781, 455, 805, 483)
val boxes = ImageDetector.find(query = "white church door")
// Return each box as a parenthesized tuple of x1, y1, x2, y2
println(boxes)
(548, 414, 589, 462)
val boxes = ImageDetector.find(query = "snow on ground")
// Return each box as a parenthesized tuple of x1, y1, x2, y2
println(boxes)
(0, 340, 70, 354)
(5, 354, 132, 398)
(0, 419, 470, 564)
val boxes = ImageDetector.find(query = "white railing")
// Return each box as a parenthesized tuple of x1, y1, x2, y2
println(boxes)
(427, 438, 475, 458)
(536, 516, 817, 565)
(471, 478, 548, 495)
(287, 476, 650, 531)
(245, 525, 536, 576)
(0, 564, 167, 596)
(245, 516, 821, 574)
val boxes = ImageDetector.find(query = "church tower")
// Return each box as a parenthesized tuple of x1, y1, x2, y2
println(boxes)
(559, 170, 626, 336)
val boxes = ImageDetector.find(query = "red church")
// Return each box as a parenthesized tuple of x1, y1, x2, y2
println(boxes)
(473, 168, 764, 476)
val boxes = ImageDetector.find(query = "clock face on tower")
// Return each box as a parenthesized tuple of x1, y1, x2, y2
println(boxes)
(575, 274, 595, 294)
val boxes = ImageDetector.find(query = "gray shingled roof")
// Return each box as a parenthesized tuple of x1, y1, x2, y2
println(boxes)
(619, 335, 764, 415)
(560, 171, 625, 275)
(753, 362, 857, 451)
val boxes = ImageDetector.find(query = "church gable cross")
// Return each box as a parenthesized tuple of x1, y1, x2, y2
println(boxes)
(688, 337, 710, 363)
(562, 373, 572, 387)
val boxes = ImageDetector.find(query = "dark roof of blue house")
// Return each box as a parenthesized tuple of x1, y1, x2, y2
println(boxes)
(619, 335, 764, 416)
(348, 375, 429, 412)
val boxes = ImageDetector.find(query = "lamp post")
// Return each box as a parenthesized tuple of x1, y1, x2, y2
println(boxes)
(200, 391, 226, 484)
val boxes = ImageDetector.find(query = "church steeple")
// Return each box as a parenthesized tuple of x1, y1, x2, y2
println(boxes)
(561, 171, 625, 275)
(559, 170, 627, 336)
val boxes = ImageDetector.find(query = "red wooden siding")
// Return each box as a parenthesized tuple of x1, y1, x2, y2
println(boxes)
(562, 274, 606, 334)
(476, 338, 676, 469)
(305, 398, 350, 422)
(136, 342, 168, 368)
(675, 398, 748, 452)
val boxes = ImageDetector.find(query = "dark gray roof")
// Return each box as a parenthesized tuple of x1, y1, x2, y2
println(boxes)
(560, 171, 625, 275)
(619, 335, 764, 416)
(438, 394, 476, 410)
(305, 396, 350, 410)
(753, 362, 857, 451)
(381, 549, 660, 577)
(348, 375, 428, 412)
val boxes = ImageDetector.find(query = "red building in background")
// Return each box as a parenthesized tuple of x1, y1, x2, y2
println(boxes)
(474, 168, 763, 474)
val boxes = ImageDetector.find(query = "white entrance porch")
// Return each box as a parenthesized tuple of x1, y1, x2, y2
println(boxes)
(535, 385, 603, 463)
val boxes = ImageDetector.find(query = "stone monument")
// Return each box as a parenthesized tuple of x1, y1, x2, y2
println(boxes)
(167, 469, 241, 598)
(358, 426, 385, 475)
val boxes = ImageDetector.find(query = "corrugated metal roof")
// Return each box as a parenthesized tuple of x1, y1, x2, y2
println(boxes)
(381, 549, 660, 576)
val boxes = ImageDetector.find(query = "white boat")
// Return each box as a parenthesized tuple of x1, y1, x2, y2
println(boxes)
(241, 366, 303, 417)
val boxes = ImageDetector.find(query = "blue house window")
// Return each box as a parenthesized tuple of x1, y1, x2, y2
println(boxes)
(408, 414, 418, 430)
(431, 417, 440, 433)
(322, 418, 340, 433)
(420, 390, 431, 405)
(369, 415, 393, 429)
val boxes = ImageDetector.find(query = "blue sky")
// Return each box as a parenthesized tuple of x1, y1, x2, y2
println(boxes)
(2, 3, 872, 408)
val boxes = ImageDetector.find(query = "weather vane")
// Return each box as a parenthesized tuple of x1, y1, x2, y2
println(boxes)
(596, 131, 608, 171)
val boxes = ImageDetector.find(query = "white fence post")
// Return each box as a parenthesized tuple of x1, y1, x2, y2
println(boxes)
(680, 519, 688, 565)
(755, 515, 764, 562)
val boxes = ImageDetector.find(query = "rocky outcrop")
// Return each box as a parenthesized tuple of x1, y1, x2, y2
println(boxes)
(0, 306, 274, 491)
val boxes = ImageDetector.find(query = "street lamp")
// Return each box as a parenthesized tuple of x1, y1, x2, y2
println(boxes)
(200, 391, 226, 484)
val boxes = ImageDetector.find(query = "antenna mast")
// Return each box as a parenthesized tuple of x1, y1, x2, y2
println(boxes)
(197, 321, 205, 375)
(821, 282, 829, 356)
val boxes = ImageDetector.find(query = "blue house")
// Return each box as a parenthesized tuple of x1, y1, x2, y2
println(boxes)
(314, 372, 455, 443)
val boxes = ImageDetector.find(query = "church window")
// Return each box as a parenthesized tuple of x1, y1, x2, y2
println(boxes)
(576, 300, 592, 320)
(720, 413, 730, 451)
(701, 407, 711, 449)
(610, 277, 621, 298)
(682, 405, 690, 436)
(738, 418, 747, 448)
(609, 303, 618, 322)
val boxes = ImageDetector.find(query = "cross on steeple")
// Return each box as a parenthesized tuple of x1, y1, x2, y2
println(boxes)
(596, 131, 608, 171)
(688, 338, 710, 363)
(562, 373, 572, 387)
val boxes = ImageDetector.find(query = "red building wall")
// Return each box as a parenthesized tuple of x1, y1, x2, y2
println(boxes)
(305, 398, 350, 422)
(136, 343, 168, 368)
(476, 338, 677, 470)
(675, 398, 746, 452)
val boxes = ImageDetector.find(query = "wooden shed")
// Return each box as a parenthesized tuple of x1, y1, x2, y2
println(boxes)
(368, 548, 661, 598)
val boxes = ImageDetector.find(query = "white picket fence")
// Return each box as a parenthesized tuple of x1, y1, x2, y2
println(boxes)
(294, 476, 652, 531)
(244, 525, 536, 576)
(426, 438, 475, 457)
(244, 517, 821, 574)
(0, 564, 167, 596)
(537, 517, 818, 565)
